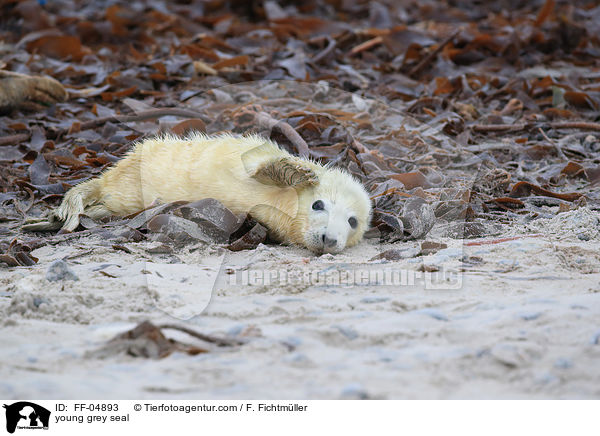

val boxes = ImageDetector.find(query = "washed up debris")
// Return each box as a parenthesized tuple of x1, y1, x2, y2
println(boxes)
(3, 0, 600, 253)
(46, 259, 78, 281)
(89, 321, 244, 359)
(370, 247, 420, 261)
(0, 239, 38, 267)
(419, 241, 448, 256)
(369, 241, 447, 261)
(228, 221, 268, 251)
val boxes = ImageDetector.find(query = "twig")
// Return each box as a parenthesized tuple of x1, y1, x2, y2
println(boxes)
(158, 324, 245, 347)
(312, 36, 337, 64)
(0, 132, 30, 146)
(538, 127, 568, 160)
(408, 29, 460, 77)
(236, 107, 311, 157)
(349, 36, 383, 56)
(56, 108, 212, 137)
(558, 131, 600, 144)
(470, 123, 528, 133)
(464, 234, 544, 246)
(259, 98, 309, 107)
(470, 121, 600, 134)
(256, 111, 311, 157)
(550, 121, 600, 131)
(24, 229, 96, 250)
(351, 139, 370, 153)
(482, 78, 520, 103)
(14, 186, 35, 218)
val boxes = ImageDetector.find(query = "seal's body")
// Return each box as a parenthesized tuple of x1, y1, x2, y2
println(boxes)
(25, 134, 372, 253)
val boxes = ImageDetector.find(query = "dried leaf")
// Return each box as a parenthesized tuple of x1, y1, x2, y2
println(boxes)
(509, 181, 582, 202)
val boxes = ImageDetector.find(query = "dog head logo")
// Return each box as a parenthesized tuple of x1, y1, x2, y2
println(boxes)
(3, 402, 50, 434)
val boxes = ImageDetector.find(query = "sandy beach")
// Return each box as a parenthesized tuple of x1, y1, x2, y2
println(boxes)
(2, 208, 599, 399)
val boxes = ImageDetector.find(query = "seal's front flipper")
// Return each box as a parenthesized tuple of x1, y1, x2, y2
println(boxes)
(0, 70, 67, 112)
(252, 157, 318, 188)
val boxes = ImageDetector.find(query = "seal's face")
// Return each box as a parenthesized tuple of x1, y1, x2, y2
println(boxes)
(305, 198, 357, 253)
(303, 169, 372, 254)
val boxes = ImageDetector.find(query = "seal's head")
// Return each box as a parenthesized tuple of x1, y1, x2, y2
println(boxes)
(299, 167, 372, 254)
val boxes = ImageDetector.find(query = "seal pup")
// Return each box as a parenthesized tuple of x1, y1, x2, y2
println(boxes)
(23, 133, 372, 253)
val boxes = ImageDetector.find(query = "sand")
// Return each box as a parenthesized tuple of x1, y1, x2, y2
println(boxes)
(1, 208, 600, 399)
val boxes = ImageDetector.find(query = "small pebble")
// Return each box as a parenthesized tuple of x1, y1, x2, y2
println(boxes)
(340, 383, 369, 400)
(535, 372, 560, 386)
(519, 312, 542, 321)
(413, 308, 448, 321)
(32, 297, 48, 308)
(46, 260, 79, 282)
(553, 358, 573, 369)
(283, 336, 302, 348)
(360, 296, 389, 304)
(283, 352, 309, 364)
(577, 233, 590, 241)
(591, 330, 600, 345)
(333, 325, 359, 340)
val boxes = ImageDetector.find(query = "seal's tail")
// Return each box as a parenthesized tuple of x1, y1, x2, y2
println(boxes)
(23, 179, 109, 232)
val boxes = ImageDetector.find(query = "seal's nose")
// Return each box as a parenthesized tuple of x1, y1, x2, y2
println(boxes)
(321, 234, 337, 248)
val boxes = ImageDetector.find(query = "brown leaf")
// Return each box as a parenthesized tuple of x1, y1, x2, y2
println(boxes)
(228, 222, 267, 251)
(420, 241, 448, 255)
(381, 26, 436, 56)
(542, 108, 577, 119)
(26, 35, 90, 61)
(212, 55, 249, 70)
(171, 119, 207, 136)
(46, 154, 88, 170)
(489, 197, 525, 209)
(181, 44, 220, 61)
(560, 162, 586, 179)
(390, 171, 430, 189)
(101, 86, 138, 102)
(509, 181, 582, 202)
(563, 91, 598, 110)
(534, 0, 555, 26)
(433, 77, 456, 95)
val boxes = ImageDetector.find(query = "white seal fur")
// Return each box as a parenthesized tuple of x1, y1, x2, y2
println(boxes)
(24, 133, 372, 253)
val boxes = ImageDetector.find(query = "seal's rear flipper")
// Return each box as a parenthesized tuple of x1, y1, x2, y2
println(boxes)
(22, 217, 63, 232)
(22, 179, 109, 232)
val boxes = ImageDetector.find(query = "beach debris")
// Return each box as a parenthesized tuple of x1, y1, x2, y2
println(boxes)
(146, 214, 215, 245)
(412, 308, 448, 321)
(340, 383, 370, 400)
(489, 343, 531, 369)
(419, 241, 448, 256)
(1, 0, 599, 251)
(228, 221, 268, 251)
(46, 259, 79, 281)
(370, 248, 420, 261)
(0, 239, 38, 267)
(90, 321, 243, 359)
(173, 199, 244, 242)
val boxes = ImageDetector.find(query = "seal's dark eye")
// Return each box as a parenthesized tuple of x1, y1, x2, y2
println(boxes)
(312, 200, 325, 211)
(348, 217, 358, 228)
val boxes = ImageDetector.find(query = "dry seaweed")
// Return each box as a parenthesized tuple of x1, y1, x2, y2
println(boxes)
(1, 0, 599, 259)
